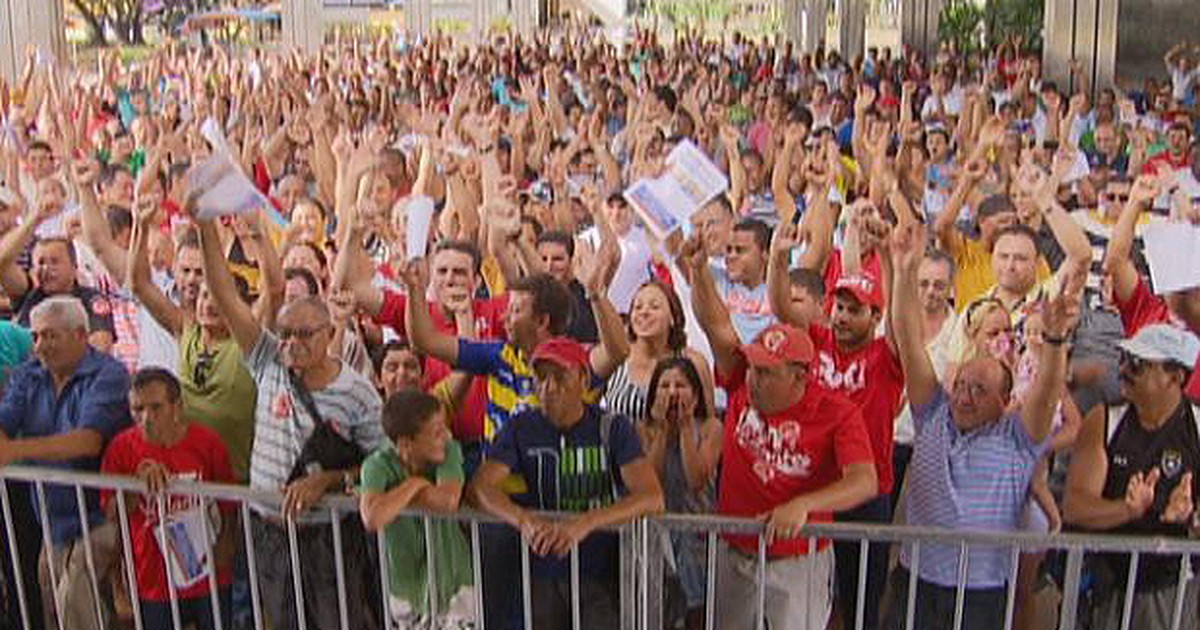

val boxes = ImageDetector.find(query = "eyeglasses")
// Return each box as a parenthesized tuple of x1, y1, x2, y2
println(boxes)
(1104, 192, 1131, 203)
(279, 325, 328, 341)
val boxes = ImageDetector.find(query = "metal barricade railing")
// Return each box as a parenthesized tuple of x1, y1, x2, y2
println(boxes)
(3, 464, 1200, 630)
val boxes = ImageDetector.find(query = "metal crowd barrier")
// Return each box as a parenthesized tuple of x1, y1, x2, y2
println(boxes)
(3, 464, 1200, 630)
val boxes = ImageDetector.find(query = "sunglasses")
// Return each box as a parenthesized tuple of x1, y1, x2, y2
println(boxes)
(1120, 350, 1153, 374)
(1104, 192, 1130, 203)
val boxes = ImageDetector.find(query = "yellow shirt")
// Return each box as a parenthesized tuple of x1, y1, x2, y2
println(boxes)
(951, 237, 1051, 312)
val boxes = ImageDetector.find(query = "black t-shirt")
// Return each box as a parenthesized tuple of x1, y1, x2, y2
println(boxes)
(13, 283, 116, 336)
(1098, 400, 1200, 589)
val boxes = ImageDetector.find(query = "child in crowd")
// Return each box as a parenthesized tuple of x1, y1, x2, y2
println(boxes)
(359, 389, 476, 629)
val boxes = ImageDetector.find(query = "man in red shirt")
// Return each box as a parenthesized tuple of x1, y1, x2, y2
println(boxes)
(101, 368, 236, 630)
(1103, 173, 1200, 398)
(1142, 117, 1194, 176)
(335, 207, 508, 475)
(768, 221, 904, 630)
(683, 237, 877, 630)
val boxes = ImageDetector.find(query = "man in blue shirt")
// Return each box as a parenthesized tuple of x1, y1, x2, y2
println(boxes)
(470, 337, 664, 630)
(0, 295, 131, 630)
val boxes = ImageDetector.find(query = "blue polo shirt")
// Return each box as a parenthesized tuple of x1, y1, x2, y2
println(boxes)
(0, 348, 131, 545)
(485, 405, 642, 579)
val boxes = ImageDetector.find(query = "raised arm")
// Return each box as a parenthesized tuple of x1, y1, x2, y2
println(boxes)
(1103, 175, 1158, 302)
(889, 222, 940, 408)
(584, 237, 630, 378)
(767, 221, 806, 327)
(0, 195, 43, 301)
(196, 217, 262, 353)
(1021, 276, 1081, 443)
(398, 261, 461, 366)
(73, 159, 130, 282)
(127, 198, 186, 337)
(720, 125, 747, 213)
(679, 235, 743, 378)
(330, 203, 385, 316)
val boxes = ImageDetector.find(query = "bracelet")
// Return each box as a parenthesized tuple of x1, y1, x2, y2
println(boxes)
(1044, 334, 1069, 346)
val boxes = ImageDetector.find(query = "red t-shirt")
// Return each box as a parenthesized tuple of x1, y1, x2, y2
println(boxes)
(809, 325, 903, 495)
(715, 357, 874, 557)
(1113, 275, 1200, 398)
(100, 424, 235, 602)
(374, 289, 510, 441)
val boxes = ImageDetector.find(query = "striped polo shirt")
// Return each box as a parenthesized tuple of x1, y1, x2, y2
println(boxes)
(245, 332, 386, 511)
(901, 387, 1051, 588)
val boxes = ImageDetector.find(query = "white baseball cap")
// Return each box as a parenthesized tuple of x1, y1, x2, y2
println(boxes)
(1118, 324, 1200, 368)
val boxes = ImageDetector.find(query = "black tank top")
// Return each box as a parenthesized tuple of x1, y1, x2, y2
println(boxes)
(1099, 400, 1200, 589)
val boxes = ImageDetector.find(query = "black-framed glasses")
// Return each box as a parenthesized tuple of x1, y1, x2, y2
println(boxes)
(280, 325, 328, 341)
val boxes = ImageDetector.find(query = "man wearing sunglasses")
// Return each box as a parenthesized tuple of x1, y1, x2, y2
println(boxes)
(1064, 324, 1200, 629)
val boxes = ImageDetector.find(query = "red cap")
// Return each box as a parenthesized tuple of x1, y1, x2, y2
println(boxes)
(531, 337, 591, 372)
(834, 274, 885, 310)
(742, 324, 816, 367)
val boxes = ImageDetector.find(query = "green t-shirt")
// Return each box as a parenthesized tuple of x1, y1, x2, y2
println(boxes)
(359, 440, 473, 615)
(179, 323, 257, 480)
(0, 321, 32, 392)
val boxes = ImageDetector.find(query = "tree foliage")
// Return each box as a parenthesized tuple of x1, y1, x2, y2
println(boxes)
(938, 0, 1044, 55)
(68, 0, 217, 47)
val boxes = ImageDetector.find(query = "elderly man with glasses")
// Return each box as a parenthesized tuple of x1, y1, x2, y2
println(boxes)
(1064, 324, 1200, 629)
(196, 208, 387, 630)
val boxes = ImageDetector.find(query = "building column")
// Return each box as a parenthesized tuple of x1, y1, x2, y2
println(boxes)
(805, 0, 828, 51)
(838, 0, 866, 60)
(0, 0, 66, 82)
(281, 0, 323, 52)
(900, 0, 944, 60)
(1042, 0, 1118, 95)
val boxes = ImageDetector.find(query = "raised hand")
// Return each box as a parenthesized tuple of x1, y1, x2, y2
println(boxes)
(1163, 472, 1194, 524)
(889, 221, 926, 273)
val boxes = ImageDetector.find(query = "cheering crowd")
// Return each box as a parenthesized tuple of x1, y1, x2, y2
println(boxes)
(2, 18, 1200, 630)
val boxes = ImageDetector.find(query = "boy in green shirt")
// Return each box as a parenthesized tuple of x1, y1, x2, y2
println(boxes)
(359, 390, 476, 628)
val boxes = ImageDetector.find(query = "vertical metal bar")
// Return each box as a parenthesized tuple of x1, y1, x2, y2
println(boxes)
(114, 493, 144, 630)
(196, 498, 224, 630)
(904, 542, 920, 630)
(570, 542, 581, 630)
(807, 537, 818, 629)
(330, 510, 349, 630)
(471, 520, 485, 630)
(1119, 552, 1140, 630)
(240, 505, 263, 630)
(1058, 548, 1084, 630)
(286, 518, 308, 630)
(704, 531, 716, 630)
(423, 516, 438, 621)
(855, 538, 869, 630)
(521, 534, 533, 630)
(1170, 553, 1188, 630)
(72, 484, 107, 630)
(640, 518, 650, 630)
(0, 479, 32, 630)
(951, 541, 968, 630)
(755, 533, 766, 630)
(156, 496, 182, 630)
(1002, 545, 1020, 630)
(376, 529, 391, 628)
(35, 481, 66, 630)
